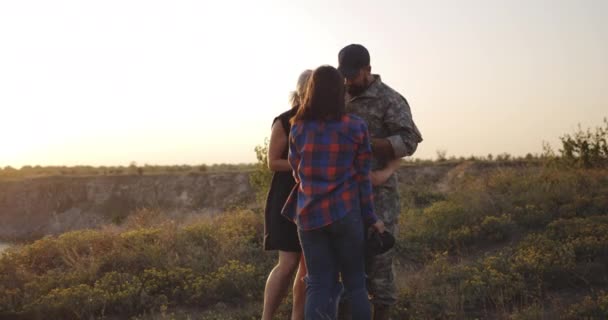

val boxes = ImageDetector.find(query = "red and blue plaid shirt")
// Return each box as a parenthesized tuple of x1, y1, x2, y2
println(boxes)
(282, 114, 378, 231)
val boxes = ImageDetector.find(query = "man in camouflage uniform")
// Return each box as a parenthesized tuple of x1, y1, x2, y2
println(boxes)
(338, 44, 423, 320)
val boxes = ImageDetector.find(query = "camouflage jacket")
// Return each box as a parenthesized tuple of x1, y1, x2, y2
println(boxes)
(346, 75, 423, 190)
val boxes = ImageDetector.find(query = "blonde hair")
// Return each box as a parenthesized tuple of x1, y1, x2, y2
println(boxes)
(289, 69, 313, 109)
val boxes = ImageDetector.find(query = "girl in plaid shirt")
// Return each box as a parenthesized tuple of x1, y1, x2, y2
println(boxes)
(283, 65, 384, 320)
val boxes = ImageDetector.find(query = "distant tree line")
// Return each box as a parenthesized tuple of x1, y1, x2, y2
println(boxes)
(431, 117, 608, 167)
(0, 163, 258, 180)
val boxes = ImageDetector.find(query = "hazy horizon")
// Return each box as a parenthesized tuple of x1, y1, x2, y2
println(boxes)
(1, 0, 607, 167)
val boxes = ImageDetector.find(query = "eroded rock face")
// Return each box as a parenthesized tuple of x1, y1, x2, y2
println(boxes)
(0, 172, 255, 240)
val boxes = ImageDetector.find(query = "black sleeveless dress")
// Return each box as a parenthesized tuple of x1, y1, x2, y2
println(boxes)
(263, 108, 301, 252)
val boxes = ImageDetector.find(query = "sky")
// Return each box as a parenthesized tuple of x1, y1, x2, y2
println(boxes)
(1, 0, 607, 167)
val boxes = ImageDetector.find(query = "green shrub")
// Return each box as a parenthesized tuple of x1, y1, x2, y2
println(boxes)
(250, 138, 272, 205)
(564, 292, 608, 319)
(559, 118, 608, 168)
(191, 260, 259, 305)
(100, 228, 168, 273)
(509, 304, 544, 320)
(547, 216, 608, 262)
(0, 208, 270, 319)
(141, 268, 196, 305)
(479, 214, 515, 242)
(23, 284, 104, 320)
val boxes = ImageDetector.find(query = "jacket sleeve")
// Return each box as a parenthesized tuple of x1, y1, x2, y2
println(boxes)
(384, 95, 423, 158)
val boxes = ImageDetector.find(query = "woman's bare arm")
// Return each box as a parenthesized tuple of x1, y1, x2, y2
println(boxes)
(267, 120, 292, 172)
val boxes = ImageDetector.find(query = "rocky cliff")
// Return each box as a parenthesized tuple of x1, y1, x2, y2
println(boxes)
(0, 172, 254, 240)
(0, 161, 530, 241)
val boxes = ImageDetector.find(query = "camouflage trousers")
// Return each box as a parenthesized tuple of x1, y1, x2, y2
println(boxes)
(366, 186, 400, 306)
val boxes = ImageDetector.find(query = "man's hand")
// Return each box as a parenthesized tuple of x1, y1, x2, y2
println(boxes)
(371, 138, 395, 160)
(371, 220, 385, 234)
(371, 158, 401, 186)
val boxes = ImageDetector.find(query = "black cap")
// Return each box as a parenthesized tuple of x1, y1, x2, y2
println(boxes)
(366, 230, 395, 256)
(338, 44, 370, 78)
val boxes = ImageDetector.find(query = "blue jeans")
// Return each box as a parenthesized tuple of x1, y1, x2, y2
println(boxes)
(298, 213, 371, 320)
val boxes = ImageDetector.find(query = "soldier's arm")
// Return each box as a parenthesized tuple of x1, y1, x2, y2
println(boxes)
(383, 96, 423, 158)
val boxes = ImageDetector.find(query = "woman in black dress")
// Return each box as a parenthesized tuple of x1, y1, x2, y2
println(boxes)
(262, 69, 312, 320)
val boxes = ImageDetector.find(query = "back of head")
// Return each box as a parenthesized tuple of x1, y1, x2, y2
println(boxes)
(293, 65, 345, 123)
(338, 44, 371, 78)
(290, 69, 313, 109)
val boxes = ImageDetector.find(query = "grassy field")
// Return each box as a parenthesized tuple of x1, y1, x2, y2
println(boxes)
(1, 162, 607, 319)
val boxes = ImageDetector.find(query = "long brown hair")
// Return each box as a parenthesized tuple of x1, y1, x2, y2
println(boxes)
(292, 65, 345, 123)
